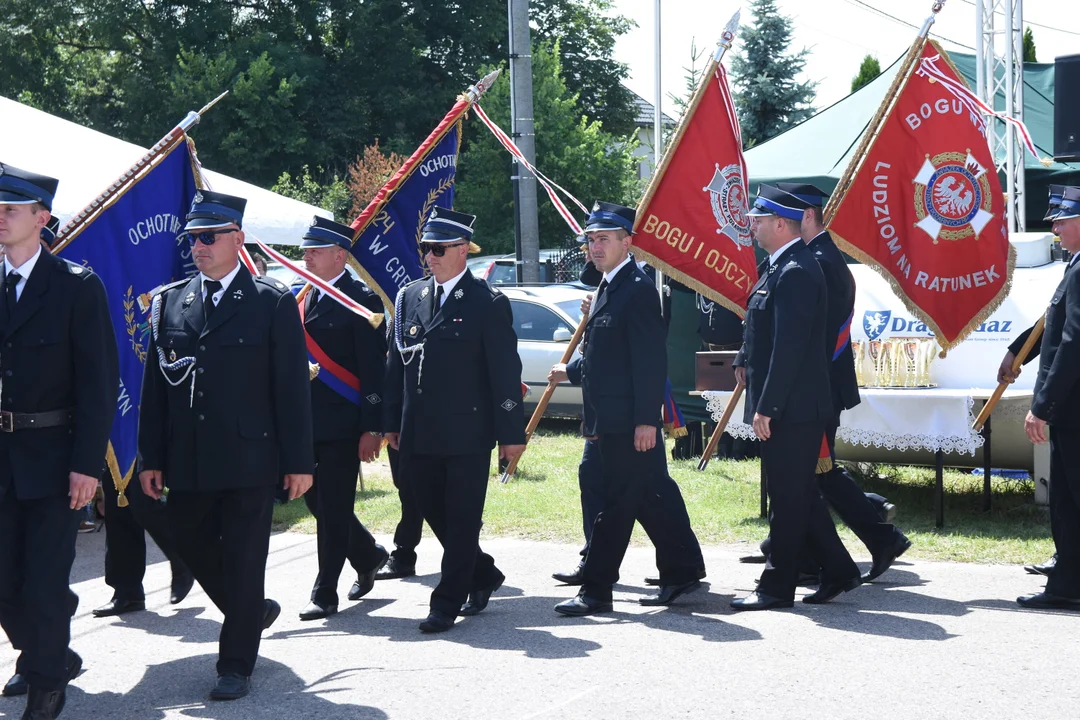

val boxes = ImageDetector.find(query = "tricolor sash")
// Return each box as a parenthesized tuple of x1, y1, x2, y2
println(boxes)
(300, 298, 362, 406)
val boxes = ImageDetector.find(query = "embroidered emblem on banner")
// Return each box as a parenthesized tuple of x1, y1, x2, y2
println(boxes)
(703, 163, 752, 249)
(913, 150, 994, 243)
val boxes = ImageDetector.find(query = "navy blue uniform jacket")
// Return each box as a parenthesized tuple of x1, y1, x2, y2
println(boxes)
(384, 271, 526, 455)
(567, 257, 666, 436)
(734, 241, 833, 425)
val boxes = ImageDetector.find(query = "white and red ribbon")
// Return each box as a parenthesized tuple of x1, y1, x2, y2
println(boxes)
(473, 103, 587, 235)
(917, 53, 1042, 161)
(250, 238, 377, 321)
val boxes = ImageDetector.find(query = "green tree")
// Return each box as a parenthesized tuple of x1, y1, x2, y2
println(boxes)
(271, 165, 351, 221)
(456, 42, 641, 255)
(1023, 27, 1037, 63)
(668, 39, 709, 121)
(730, 0, 816, 147)
(851, 55, 881, 93)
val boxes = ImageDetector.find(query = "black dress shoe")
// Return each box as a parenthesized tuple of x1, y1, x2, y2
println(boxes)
(92, 597, 145, 617)
(2, 673, 26, 697)
(375, 555, 416, 580)
(862, 533, 912, 582)
(262, 599, 281, 630)
(803, 576, 862, 604)
(460, 571, 505, 616)
(644, 568, 707, 586)
(298, 601, 338, 621)
(23, 687, 65, 719)
(730, 591, 794, 611)
(1016, 591, 1080, 610)
(552, 562, 585, 585)
(170, 571, 195, 605)
(737, 554, 768, 564)
(349, 546, 390, 601)
(209, 673, 250, 701)
(418, 610, 456, 633)
(66, 649, 83, 683)
(1024, 553, 1058, 576)
(640, 579, 702, 606)
(554, 593, 613, 616)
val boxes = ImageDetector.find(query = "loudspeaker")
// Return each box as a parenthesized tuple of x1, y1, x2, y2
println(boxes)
(1054, 54, 1080, 161)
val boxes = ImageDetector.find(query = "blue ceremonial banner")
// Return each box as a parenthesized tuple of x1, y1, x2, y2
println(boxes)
(54, 142, 198, 487)
(349, 117, 462, 309)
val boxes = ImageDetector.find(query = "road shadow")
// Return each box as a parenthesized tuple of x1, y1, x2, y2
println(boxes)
(25, 654, 389, 720)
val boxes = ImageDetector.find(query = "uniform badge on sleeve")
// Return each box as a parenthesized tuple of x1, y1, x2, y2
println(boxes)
(366, 394, 381, 404)
(501, 399, 518, 412)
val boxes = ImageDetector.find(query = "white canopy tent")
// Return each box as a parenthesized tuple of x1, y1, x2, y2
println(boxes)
(0, 96, 330, 245)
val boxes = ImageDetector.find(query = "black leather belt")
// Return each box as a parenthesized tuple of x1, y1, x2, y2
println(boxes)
(0, 409, 74, 433)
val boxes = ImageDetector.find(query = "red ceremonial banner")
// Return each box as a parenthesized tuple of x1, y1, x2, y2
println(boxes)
(827, 41, 1014, 353)
(633, 63, 757, 315)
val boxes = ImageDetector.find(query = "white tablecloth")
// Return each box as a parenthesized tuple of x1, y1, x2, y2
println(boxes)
(701, 388, 1033, 456)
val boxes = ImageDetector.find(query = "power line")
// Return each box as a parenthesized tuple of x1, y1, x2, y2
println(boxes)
(841, 0, 977, 50)
(955, 0, 1080, 38)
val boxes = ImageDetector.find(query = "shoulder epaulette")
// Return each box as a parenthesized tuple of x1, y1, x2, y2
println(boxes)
(148, 278, 190, 298)
(253, 275, 291, 294)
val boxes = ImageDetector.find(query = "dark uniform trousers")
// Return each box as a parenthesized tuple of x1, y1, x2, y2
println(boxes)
(304, 440, 384, 604)
(1047, 427, 1080, 597)
(167, 486, 274, 676)
(581, 428, 700, 600)
(577, 438, 705, 575)
(400, 452, 498, 616)
(757, 420, 858, 599)
(818, 420, 897, 551)
(387, 446, 423, 566)
(101, 473, 188, 600)
(0, 490, 80, 688)
(138, 267, 313, 679)
(0, 252, 118, 691)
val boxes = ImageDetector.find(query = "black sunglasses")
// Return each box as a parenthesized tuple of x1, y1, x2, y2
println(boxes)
(421, 241, 467, 257)
(182, 228, 238, 246)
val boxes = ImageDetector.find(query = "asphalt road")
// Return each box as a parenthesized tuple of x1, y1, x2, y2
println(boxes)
(2, 530, 1078, 719)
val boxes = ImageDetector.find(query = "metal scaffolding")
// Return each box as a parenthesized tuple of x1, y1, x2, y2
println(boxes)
(975, 0, 1026, 231)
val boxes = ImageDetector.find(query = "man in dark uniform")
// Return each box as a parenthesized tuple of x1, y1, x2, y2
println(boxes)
(385, 208, 526, 633)
(296, 216, 389, 620)
(0, 163, 118, 719)
(1001, 184, 1067, 578)
(1000, 186, 1080, 610)
(550, 241, 705, 603)
(551, 202, 703, 616)
(730, 185, 861, 611)
(764, 181, 910, 582)
(137, 191, 314, 699)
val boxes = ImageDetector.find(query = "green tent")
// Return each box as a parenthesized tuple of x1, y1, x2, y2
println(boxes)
(670, 48, 1080, 425)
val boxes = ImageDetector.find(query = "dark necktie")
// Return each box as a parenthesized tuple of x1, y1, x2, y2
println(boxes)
(590, 279, 609, 319)
(4, 271, 19, 314)
(305, 289, 319, 314)
(204, 280, 222, 321)
(433, 284, 444, 314)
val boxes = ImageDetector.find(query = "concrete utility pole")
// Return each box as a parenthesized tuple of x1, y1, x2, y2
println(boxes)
(508, 0, 540, 283)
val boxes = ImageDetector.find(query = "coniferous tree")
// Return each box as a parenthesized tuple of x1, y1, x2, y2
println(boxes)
(729, 0, 816, 147)
(851, 55, 882, 93)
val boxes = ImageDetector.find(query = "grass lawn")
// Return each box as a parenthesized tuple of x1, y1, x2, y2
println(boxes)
(274, 421, 1054, 566)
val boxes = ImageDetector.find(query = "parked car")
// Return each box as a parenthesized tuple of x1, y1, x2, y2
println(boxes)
(501, 285, 588, 419)
(470, 249, 589, 287)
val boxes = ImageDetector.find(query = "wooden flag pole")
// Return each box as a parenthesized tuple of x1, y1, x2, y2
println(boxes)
(697, 384, 744, 472)
(500, 312, 589, 483)
(972, 316, 1044, 431)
